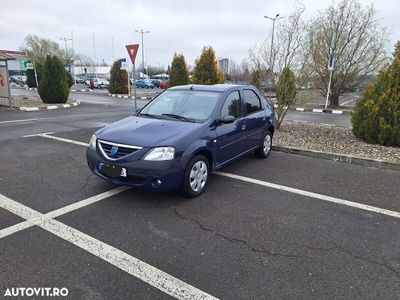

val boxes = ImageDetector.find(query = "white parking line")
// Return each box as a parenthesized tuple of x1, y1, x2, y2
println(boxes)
(24, 132, 89, 147)
(23, 131, 54, 137)
(26, 133, 400, 220)
(340, 99, 356, 106)
(215, 171, 400, 219)
(46, 186, 130, 219)
(0, 118, 37, 124)
(0, 193, 217, 300)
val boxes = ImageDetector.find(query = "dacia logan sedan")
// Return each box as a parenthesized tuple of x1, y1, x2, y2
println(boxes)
(86, 84, 275, 197)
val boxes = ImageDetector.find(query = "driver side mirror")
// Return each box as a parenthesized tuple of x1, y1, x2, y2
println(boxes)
(219, 115, 235, 124)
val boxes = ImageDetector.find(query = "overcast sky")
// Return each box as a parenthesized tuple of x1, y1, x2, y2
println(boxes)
(0, 0, 398, 68)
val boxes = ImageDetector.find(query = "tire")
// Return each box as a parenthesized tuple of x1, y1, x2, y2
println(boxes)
(180, 155, 210, 197)
(255, 130, 272, 158)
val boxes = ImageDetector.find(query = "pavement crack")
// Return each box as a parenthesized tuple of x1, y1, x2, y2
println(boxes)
(173, 206, 400, 276)
(306, 244, 400, 277)
(173, 206, 304, 259)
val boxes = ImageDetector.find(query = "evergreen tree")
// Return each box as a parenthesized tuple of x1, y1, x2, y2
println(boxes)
(66, 72, 74, 88)
(276, 67, 297, 129)
(38, 55, 69, 103)
(168, 53, 189, 87)
(352, 42, 400, 146)
(26, 69, 37, 88)
(108, 60, 129, 94)
(192, 46, 224, 84)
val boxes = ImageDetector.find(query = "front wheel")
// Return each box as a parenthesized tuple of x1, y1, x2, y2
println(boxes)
(180, 155, 210, 197)
(255, 131, 272, 158)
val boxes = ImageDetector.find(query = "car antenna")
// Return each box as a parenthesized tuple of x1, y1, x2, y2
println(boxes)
(190, 85, 195, 90)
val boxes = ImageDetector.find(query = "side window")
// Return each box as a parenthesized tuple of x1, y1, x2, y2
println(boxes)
(243, 89, 262, 114)
(221, 91, 242, 119)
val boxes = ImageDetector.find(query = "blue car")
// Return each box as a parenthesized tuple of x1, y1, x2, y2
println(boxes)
(86, 84, 275, 197)
(135, 79, 155, 89)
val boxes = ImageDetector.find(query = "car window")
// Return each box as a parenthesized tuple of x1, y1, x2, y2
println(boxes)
(221, 91, 242, 119)
(243, 89, 262, 114)
(139, 90, 221, 122)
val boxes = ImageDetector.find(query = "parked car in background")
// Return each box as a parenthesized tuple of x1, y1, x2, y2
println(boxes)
(9, 75, 26, 85)
(86, 78, 110, 89)
(86, 84, 275, 197)
(159, 81, 168, 89)
(76, 76, 87, 84)
(135, 79, 155, 89)
(151, 79, 161, 88)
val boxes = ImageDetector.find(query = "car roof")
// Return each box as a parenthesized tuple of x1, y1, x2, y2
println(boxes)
(168, 84, 253, 93)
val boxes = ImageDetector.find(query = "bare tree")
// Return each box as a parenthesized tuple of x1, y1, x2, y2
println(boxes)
(308, 0, 388, 106)
(22, 34, 76, 66)
(250, 2, 307, 126)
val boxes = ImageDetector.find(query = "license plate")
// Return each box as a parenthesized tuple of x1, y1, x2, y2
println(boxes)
(100, 164, 127, 178)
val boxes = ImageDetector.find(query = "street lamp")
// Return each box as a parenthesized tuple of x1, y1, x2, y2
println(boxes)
(135, 29, 150, 77)
(59, 37, 71, 55)
(264, 14, 284, 81)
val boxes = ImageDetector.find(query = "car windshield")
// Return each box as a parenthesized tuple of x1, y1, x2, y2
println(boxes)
(138, 90, 221, 122)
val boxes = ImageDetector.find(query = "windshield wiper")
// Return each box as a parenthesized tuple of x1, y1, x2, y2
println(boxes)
(138, 113, 165, 119)
(161, 113, 197, 122)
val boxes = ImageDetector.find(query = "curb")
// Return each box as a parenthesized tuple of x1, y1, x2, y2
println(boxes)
(272, 145, 399, 172)
(273, 105, 352, 115)
(70, 89, 94, 92)
(19, 100, 80, 111)
(11, 86, 95, 93)
(108, 93, 155, 100)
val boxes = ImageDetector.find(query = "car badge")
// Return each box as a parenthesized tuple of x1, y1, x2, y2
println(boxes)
(110, 146, 118, 156)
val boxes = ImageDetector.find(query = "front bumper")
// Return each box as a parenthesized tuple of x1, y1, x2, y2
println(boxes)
(86, 147, 190, 191)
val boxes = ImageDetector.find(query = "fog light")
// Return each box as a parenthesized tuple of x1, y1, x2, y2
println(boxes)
(152, 179, 162, 188)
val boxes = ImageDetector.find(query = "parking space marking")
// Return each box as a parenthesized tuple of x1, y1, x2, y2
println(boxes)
(0, 193, 42, 220)
(0, 193, 218, 300)
(215, 171, 400, 220)
(24, 133, 400, 221)
(45, 186, 130, 219)
(0, 186, 129, 238)
(24, 132, 89, 147)
(23, 131, 54, 137)
(0, 118, 37, 124)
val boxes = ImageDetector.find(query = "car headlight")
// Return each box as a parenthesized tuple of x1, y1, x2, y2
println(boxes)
(143, 147, 175, 161)
(89, 134, 97, 149)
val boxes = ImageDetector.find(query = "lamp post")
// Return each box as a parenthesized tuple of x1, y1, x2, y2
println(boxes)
(135, 29, 150, 77)
(59, 37, 71, 55)
(264, 14, 284, 90)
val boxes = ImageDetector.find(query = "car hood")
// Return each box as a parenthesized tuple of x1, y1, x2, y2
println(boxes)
(96, 116, 203, 147)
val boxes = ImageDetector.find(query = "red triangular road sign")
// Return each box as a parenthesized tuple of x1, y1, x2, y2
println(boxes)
(126, 44, 139, 63)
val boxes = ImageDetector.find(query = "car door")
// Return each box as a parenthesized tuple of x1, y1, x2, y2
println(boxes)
(215, 90, 248, 165)
(241, 89, 266, 149)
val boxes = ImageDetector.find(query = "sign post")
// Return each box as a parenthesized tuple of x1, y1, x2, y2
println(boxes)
(27, 61, 39, 87)
(33, 61, 39, 88)
(120, 58, 129, 96)
(125, 44, 139, 112)
(325, 48, 335, 109)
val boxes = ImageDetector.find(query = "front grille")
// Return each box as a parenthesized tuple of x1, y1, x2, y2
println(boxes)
(98, 139, 142, 160)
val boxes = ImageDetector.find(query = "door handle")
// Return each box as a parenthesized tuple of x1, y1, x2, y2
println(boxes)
(241, 124, 246, 130)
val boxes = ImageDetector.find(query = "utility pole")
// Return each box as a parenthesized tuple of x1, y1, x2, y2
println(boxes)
(71, 30, 76, 84)
(264, 14, 284, 91)
(92, 34, 97, 78)
(135, 29, 150, 77)
(112, 38, 115, 61)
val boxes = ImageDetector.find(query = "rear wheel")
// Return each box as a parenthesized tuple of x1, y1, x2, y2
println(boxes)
(255, 131, 272, 158)
(180, 155, 210, 197)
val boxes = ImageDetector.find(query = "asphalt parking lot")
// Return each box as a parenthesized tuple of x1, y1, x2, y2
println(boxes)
(1, 103, 399, 299)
